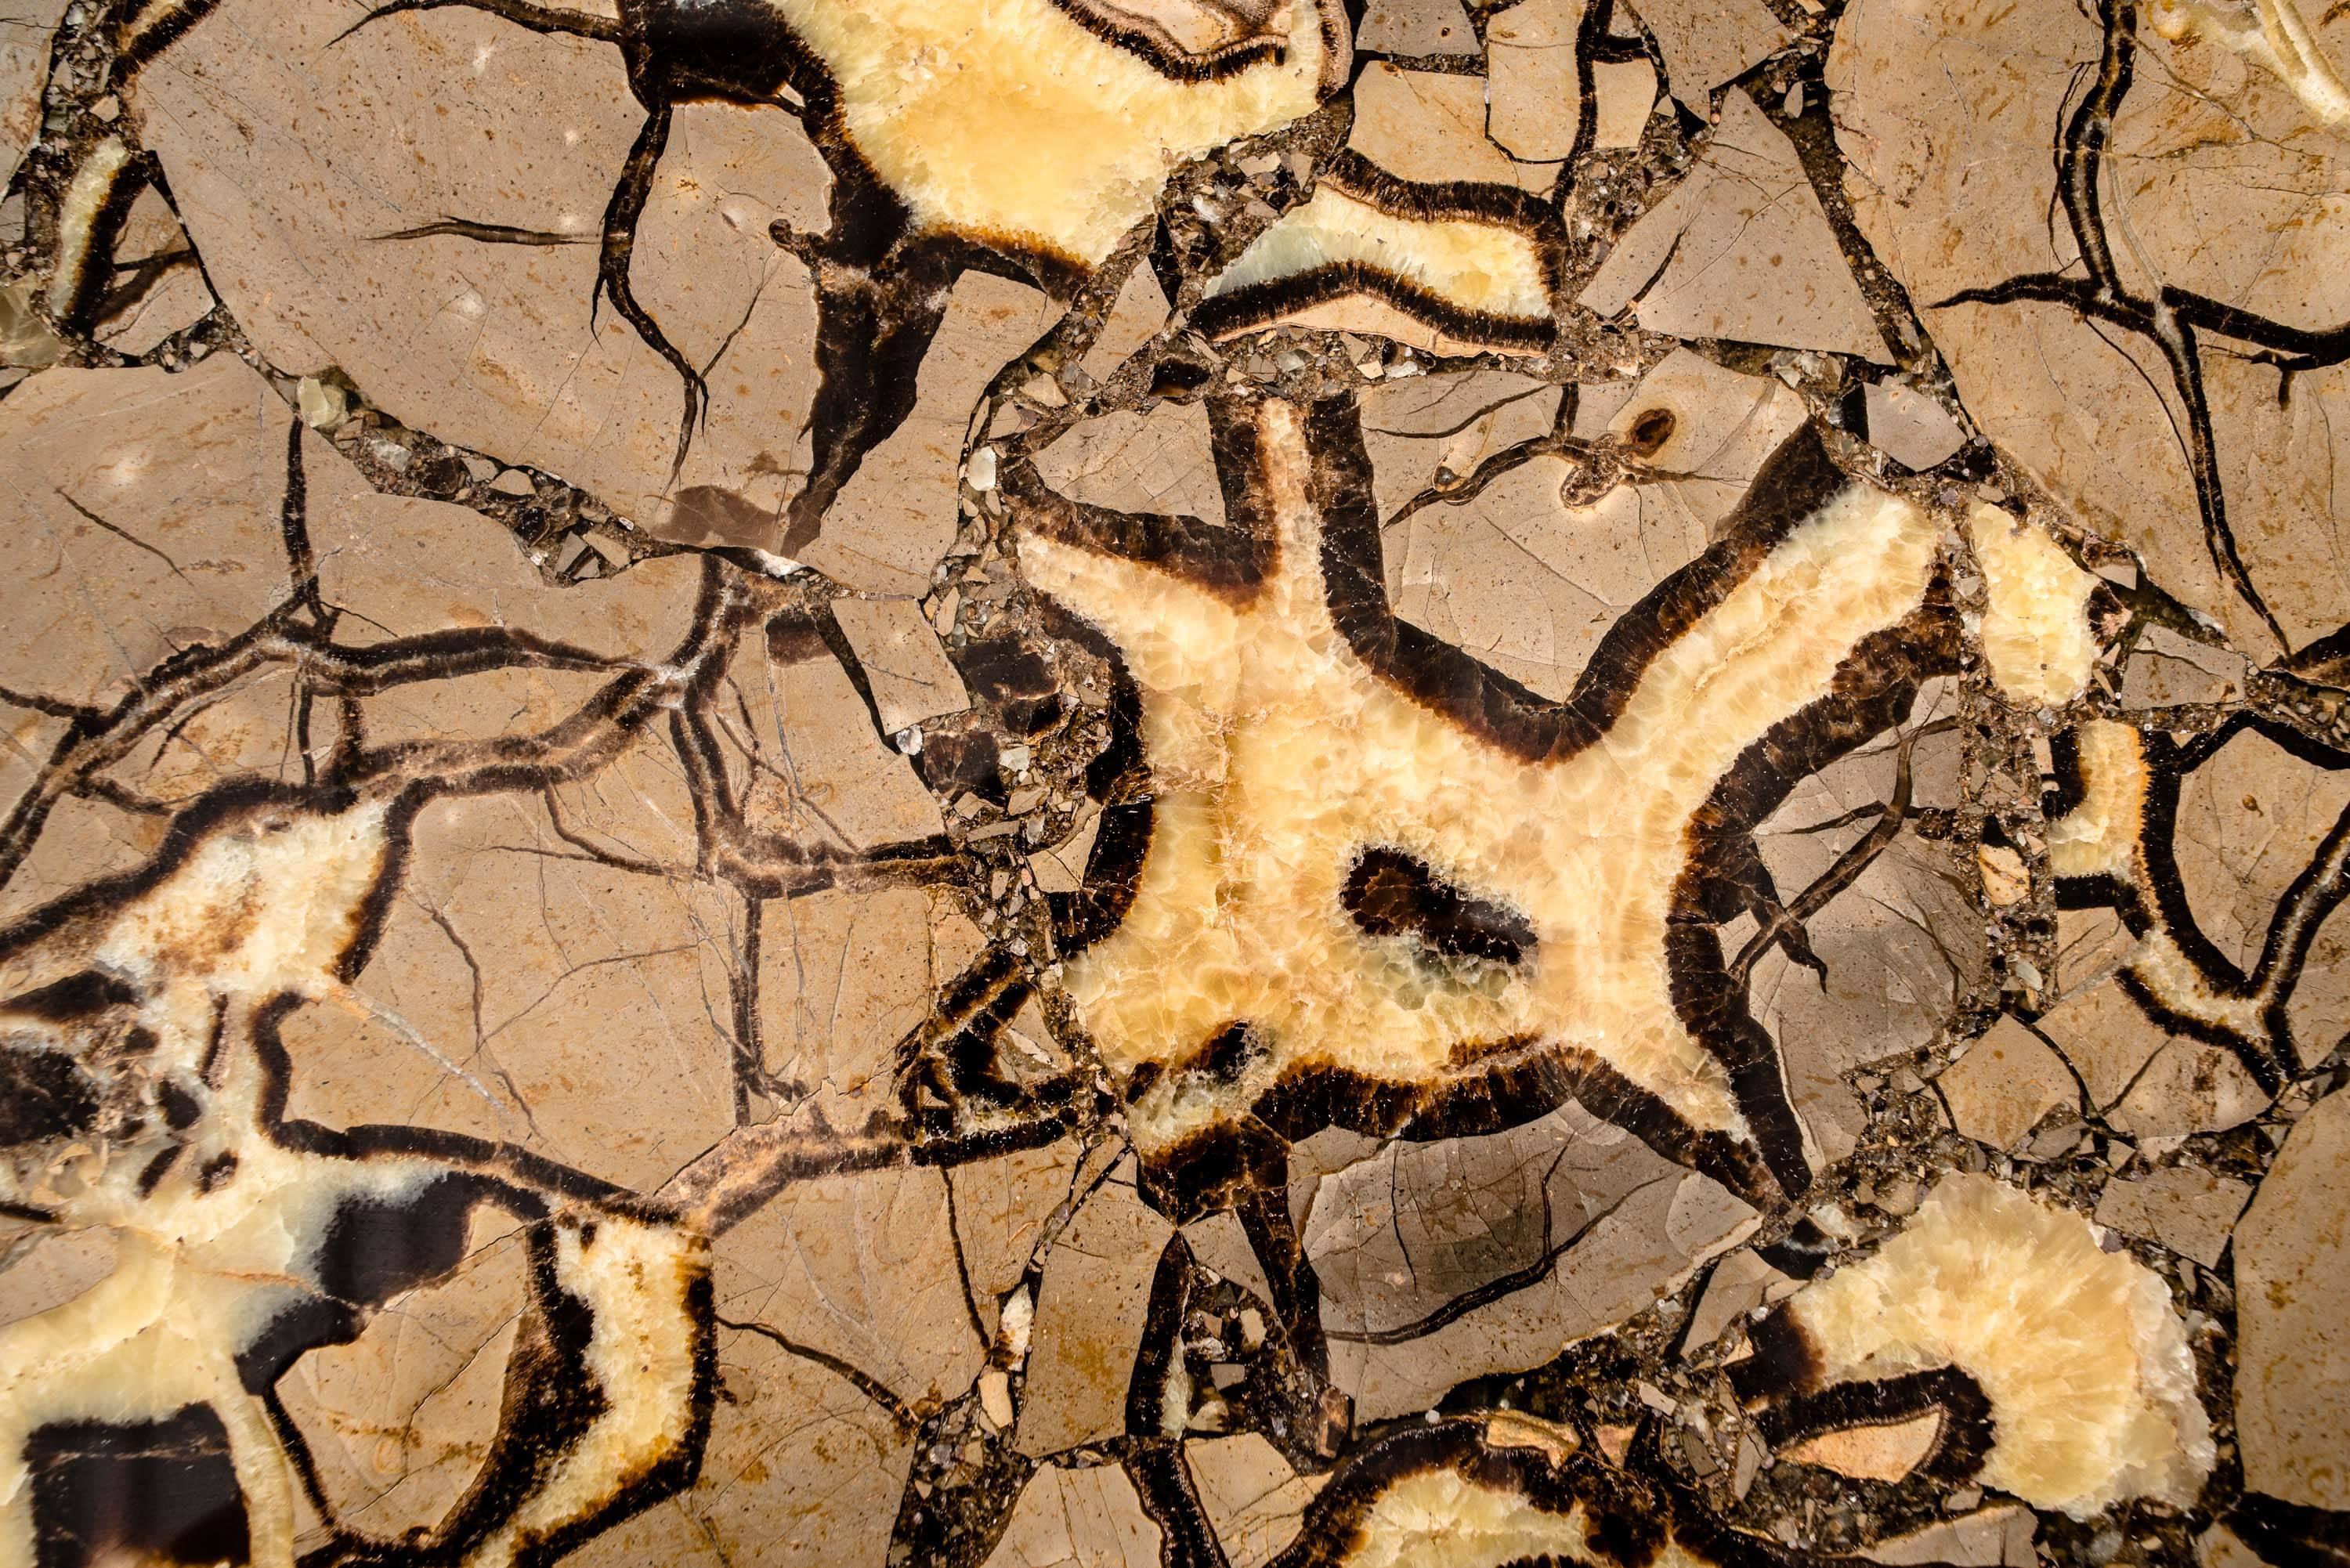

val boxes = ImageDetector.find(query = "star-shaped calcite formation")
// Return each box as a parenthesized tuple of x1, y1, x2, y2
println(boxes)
(1018, 398, 1940, 1197)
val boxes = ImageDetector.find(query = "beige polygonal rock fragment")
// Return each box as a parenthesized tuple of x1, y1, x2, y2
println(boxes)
(364, 664, 615, 750)
(2195, 1523, 2274, 1568)
(951, 1139, 1086, 1339)
(1361, 367, 1562, 520)
(982, 1461, 1161, 1568)
(136, 0, 829, 541)
(1828, 0, 2350, 654)
(2110, 1037, 2269, 1148)
(1033, 401, 1226, 523)
(1751, 710, 1979, 1165)
(1031, 801, 1103, 895)
(1937, 1016, 2078, 1153)
(2055, 906, 2138, 995)
(1356, 0, 1477, 56)
(808, 273, 1058, 593)
(1307, 1101, 1755, 1422)
(95, 190, 215, 355)
(279, 794, 739, 1190)
(1181, 1209, 1276, 1306)
(0, 793, 147, 930)
(1969, 506, 2102, 708)
(1569, 378, 1639, 437)
(716, 1162, 986, 1413)
(2177, 728, 2350, 1003)
(735, 627, 948, 851)
(1592, 58, 1659, 147)
(1018, 1159, 1175, 1457)
(1973, 844, 2027, 912)
(1386, 454, 1692, 701)
(1350, 63, 1557, 190)
(0, 1, 64, 180)
(0, 1225, 118, 1329)
(1634, 0, 1791, 110)
(547, 721, 705, 868)
(1187, 1433, 1325, 1568)
(566, 1324, 914, 1568)
(2095, 1165, 2253, 1270)
(833, 597, 971, 735)
(1580, 90, 1889, 360)
(316, 492, 703, 657)
(1485, 0, 1586, 162)
(97, 661, 320, 811)
(2036, 979, 2171, 1112)
(0, 356, 302, 709)
(2288, 901, 2350, 1072)
(1602, 348, 1811, 529)
(2034, 977, 2267, 1149)
(2233, 1088, 2350, 1509)
(757, 885, 938, 1125)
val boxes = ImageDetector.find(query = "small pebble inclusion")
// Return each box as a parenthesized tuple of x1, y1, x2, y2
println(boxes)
(2, 0, 2347, 1565)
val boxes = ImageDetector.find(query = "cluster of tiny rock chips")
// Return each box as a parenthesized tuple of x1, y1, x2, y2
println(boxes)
(1, 0, 2348, 1566)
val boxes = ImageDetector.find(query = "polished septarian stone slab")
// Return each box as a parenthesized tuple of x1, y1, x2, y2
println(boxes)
(2, 0, 2346, 1563)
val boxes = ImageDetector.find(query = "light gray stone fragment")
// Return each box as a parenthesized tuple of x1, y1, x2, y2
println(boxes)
(1593, 58, 1658, 148)
(1306, 1100, 1755, 1421)
(2122, 625, 2251, 708)
(1082, 262, 1171, 379)
(0, 1226, 118, 1328)
(0, 0, 67, 182)
(2094, 1165, 2252, 1269)
(1864, 1506, 2037, 1566)
(1187, 1433, 1323, 1568)
(1936, 1016, 2078, 1153)
(138, 0, 830, 543)
(1486, 0, 1586, 162)
(1864, 381, 1968, 470)
(1350, 63, 1556, 190)
(1183, 1209, 1275, 1306)
(1683, 1247, 1796, 1353)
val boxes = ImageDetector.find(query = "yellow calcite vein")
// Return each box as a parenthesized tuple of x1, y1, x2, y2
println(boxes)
(1207, 186, 1553, 320)
(1968, 504, 2100, 709)
(1780, 1176, 2212, 1515)
(1018, 400, 1939, 1155)
(2048, 717, 2273, 1041)
(761, 0, 1336, 265)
